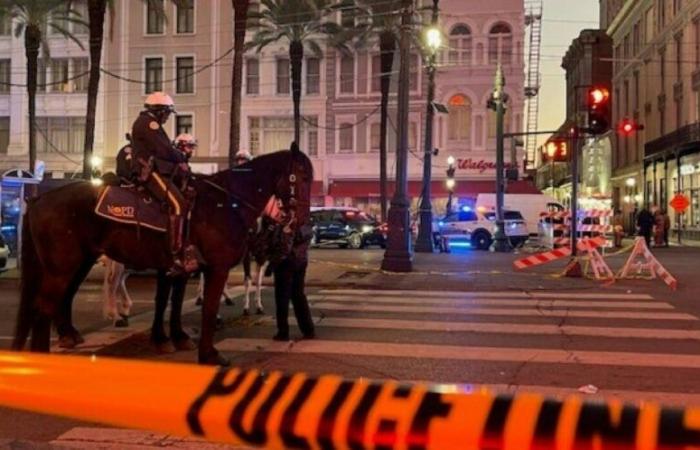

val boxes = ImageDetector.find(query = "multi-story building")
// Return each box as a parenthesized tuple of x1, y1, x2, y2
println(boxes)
(535, 29, 612, 210)
(103, 0, 530, 216)
(607, 0, 700, 240)
(0, 0, 99, 178)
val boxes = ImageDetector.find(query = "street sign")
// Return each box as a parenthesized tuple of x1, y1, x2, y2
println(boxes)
(670, 193, 690, 213)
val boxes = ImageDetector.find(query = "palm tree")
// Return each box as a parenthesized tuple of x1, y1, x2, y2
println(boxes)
(354, 0, 403, 222)
(0, 1, 85, 175)
(229, 0, 250, 168)
(249, 0, 348, 145)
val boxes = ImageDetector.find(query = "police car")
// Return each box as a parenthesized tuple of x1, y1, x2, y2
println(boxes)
(434, 206, 529, 250)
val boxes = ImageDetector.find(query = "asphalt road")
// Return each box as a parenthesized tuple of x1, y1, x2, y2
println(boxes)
(0, 246, 699, 448)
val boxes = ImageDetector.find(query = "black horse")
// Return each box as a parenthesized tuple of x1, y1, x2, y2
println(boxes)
(12, 145, 313, 365)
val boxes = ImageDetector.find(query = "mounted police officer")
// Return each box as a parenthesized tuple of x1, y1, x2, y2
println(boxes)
(130, 92, 196, 276)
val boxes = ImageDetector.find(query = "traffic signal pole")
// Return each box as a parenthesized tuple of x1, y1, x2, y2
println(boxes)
(492, 64, 510, 253)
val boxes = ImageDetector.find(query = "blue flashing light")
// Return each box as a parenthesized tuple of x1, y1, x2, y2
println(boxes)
(461, 205, 472, 212)
(0, 225, 14, 231)
(438, 221, 444, 227)
(449, 241, 472, 248)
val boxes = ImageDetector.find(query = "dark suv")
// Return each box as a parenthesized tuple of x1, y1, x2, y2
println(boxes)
(310, 207, 386, 249)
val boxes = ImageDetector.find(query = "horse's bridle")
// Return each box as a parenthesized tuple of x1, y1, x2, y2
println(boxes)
(277, 153, 310, 233)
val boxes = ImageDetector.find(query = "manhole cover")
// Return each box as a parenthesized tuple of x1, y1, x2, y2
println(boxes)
(337, 271, 371, 280)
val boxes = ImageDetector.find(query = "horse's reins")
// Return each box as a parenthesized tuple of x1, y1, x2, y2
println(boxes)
(200, 177, 259, 214)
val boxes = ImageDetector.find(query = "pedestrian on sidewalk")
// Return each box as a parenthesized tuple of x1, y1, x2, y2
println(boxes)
(269, 219, 315, 341)
(654, 208, 665, 247)
(612, 209, 624, 248)
(636, 206, 654, 248)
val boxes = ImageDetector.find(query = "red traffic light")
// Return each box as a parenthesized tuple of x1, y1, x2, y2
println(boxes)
(588, 87, 610, 107)
(617, 118, 644, 136)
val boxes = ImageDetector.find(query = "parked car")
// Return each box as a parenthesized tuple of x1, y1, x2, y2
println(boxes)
(310, 207, 386, 249)
(0, 232, 8, 269)
(434, 207, 529, 250)
(476, 194, 564, 235)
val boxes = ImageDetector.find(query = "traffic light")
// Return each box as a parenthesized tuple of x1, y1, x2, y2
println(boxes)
(617, 118, 645, 136)
(587, 87, 610, 135)
(542, 139, 568, 162)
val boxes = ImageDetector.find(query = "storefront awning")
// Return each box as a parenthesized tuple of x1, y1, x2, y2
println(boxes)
(328, 180, 542, 198)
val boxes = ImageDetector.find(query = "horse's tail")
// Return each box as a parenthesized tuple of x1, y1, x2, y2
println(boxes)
(12, 213, 41, 350)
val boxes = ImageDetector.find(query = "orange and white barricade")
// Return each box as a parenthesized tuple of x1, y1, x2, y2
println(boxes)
(514, 237, 606, 270)
(618, 237, 678, 290)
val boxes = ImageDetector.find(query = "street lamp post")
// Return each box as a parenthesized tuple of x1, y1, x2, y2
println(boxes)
(381, 0, 413, 272)
(490, 64, 510, 252)
(415, 0, 441, 253)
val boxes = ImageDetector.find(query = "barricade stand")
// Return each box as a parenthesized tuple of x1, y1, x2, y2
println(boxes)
(1, 351, 700, 449)
(617, 237, 678, 290)
(514, 236, 606, 271)
(580, 237, 615, 281)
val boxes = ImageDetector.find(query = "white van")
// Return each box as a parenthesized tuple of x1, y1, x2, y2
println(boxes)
(476, 194, 565, 235)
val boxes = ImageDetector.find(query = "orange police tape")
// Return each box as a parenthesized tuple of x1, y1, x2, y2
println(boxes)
(2, 352, 700, 449)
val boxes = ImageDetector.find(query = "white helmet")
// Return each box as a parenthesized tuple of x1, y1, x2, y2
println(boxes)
(174, 133, 197, 147)
(234, 149, 253, 164)
(144, 92, 176, 113)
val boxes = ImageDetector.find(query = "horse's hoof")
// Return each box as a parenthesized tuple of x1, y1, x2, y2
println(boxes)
(195, 296, 203, 306)
(224, 296, 234, 306)
(199, 351, 230, 366)
(153, 340, 176, 354)
(114, 317, 129, 328)
(173, 337, 197, 351)
(256, 308, 264, 315)
(58, 335, 78, 349)
(216, 315, 224, 330)
(243, 309, 250, 316)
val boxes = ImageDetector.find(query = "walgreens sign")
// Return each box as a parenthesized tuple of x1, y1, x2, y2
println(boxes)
(456, 158, 517, 174)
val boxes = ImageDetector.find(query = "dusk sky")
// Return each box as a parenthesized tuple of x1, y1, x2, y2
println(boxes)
(536, 0, 600, 145)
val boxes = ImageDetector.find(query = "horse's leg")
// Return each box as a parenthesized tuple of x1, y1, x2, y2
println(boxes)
(114, 270, 132, 328)
(199, 268, 230, 366)
(102, 260, 118, 321)
(32, 273, 74, 352)
(195, 273, 204, 306)
(243, 254, 252, 315)
(255, 262, 267, 315)
(170, 275, 195, 351)
(151, 270, 175, 353)
(55, 259, 96, 348)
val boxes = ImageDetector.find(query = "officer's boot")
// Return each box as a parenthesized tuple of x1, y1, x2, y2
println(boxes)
(167, 214, 187, 277)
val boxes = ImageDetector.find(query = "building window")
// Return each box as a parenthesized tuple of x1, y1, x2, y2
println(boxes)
(674, 0, 682, 14)
(408, 122, 418, 150)
(145, 57, 163, 93)
(306, 117, 318, 156)
(676, 35, 682, 81)
(72, 0, 89, 34)
(276, 58, 290, 94)
(371, 55, 381, 92)
(660, 48, 666, 94)
(249, 117, 260, 154)
(50, 59, 69, 92)
(409, 54, 419, 91)
(696, 20, 700, 69)
(339, 55, 354, 94)
(645, 7, 654, 43)
(448, 94, 471, 141)
(247, 2, 260, 29)
(246, 58, 259, 95)
(176, 56, 194, 93)
(370, 122, 380, 151)
(0, 11, 11, 36)
(147, 0, 165, 34)
(657, 0, 665, 31)
(72, 58, 89, 92)
(0, 117, 8, 154)
(488, 23, 512, 65)
(35, 116, 85, 154)
(176, 114, 193, 135)
(306, 58, 320, 94)
(341, 8, 355, 28)
(449, 24, 472, 65)
(0, 60, 9, 93)
(176, 0, 194, 34)
(339, 123, 353, 153)
(249, 117, 294, 154)
(633, 22, 640, 55)
(633, 71, 640, 111)
(37, 59, 46, 92)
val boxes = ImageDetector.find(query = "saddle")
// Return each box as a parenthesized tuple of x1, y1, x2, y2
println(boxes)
(95, 183, 168, 233)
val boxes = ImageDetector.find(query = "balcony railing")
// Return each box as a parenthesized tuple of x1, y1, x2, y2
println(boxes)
(645, 123, 700, 157)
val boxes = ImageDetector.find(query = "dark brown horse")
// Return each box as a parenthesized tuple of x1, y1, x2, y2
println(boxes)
(12, 145, 313, 365)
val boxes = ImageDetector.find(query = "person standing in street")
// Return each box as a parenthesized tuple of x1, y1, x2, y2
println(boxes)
(612, 209, 624, 248)
(663, 209, 671, 247)
(636, 206, 655, 247)
(654, 208, 665, 247)
(270, 220, 315, 341)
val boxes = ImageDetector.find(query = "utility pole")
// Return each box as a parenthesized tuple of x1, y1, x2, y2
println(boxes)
(381, 0, 413, 272)
(491, 64, 510, 252)
(415, 0, 440, 253)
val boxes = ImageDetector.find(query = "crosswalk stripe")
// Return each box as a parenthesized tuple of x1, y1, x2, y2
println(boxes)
(218, 338, 700, 369)
(308, 295, 674, 310)
(319, 289, 655, 300)
(310, 301, 696, 321)
(256, 316, 700, 340)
